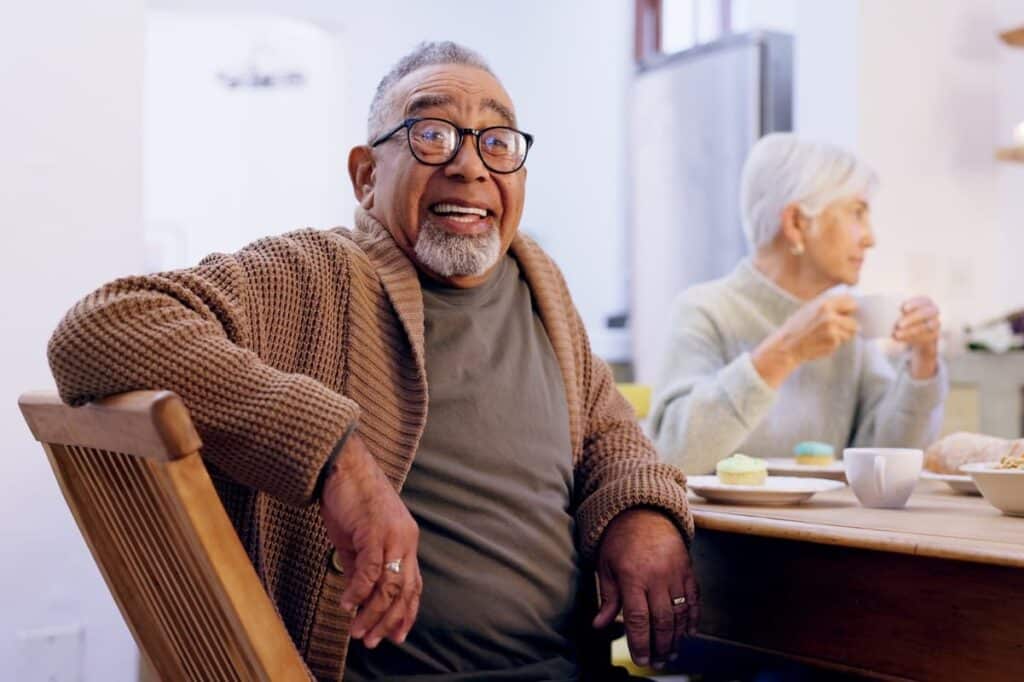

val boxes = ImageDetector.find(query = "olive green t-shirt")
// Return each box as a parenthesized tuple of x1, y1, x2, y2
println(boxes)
(345, 256, 580, 681)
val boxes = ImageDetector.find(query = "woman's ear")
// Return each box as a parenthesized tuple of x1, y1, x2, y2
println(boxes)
(780, 203, 807, 255)
(348, 146, 376, 209)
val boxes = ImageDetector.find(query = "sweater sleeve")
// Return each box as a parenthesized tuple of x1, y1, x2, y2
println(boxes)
(650, 294, 778, 474)
(47, 231, 361, 507)
(567, 307, 694, 560)
(850, 343, 948, 449)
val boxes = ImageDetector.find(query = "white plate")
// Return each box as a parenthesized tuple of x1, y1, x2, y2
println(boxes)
(920, 470, 980, 495)
(762, 457, 847, 482)
(687, 475, 846, 506)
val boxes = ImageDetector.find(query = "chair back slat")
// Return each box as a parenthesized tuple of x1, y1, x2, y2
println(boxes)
(20, 390, 202, 461)
(20, 392, 310, 682)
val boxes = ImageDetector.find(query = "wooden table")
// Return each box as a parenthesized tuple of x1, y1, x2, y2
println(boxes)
(688, 480, 1024, 681)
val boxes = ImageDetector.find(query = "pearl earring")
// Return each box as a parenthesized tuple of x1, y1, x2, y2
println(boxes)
(790, 243, 805, 256)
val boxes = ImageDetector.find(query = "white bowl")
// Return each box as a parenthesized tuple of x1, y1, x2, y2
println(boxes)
(960, 463, 1024, 516)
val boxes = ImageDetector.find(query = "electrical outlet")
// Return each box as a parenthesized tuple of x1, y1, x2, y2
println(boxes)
(15, 625, 84, 682)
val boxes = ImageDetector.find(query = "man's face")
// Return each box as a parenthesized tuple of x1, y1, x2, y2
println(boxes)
(352, 64, 527, 288)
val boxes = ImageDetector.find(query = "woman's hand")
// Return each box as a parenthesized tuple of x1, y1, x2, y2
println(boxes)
(893, 296, 940, 379)
(752, 295, 859, 388)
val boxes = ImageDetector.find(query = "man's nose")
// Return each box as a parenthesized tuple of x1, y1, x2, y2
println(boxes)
(444, 135, 488, 181)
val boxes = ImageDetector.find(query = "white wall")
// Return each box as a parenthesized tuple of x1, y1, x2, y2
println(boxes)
(780, 0, 1022, 332)
(854, 0, 1010, 332)
(145, 11, 345, 270)
(995, 0, 1024, 318)
(792, 0, 859, 148)
(0, 1, 144, 681)
(148, 0, 635, 359)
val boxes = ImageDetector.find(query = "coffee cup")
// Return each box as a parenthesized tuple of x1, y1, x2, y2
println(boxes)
(855, 294, 903, 339)
(843, 448, 922, 509)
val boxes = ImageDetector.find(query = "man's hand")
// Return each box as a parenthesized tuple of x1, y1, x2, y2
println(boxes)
(319, 431, 422, 649)
(592, 508, 699, 669)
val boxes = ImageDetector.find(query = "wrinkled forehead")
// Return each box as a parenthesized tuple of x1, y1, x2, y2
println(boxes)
(391, 64, 517, 127)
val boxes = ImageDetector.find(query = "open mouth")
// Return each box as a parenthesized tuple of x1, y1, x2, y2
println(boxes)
(429, 202, 492, 223)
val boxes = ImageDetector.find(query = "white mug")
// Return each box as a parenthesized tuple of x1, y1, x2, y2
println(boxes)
(843, 448, 923, 509)
(855, 294, 903, 339)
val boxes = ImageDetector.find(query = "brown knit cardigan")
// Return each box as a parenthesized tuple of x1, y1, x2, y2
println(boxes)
(47, 207, 694, 681)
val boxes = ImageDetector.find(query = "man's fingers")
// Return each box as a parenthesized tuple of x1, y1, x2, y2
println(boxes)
(350, 550, 407, 642)
(667, 583, 689, 657)
(392, 570, 423, 644)
(340, 540, 384, 613)
(650, 589, 675, 666)
(622, 585, 652, 667)
(363, 555, 420, 648)
(592, 569, 622, 630)
(685, 570, 701, 637)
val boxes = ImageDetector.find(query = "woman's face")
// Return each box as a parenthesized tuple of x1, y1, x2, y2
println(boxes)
(803, 196, 876, 286)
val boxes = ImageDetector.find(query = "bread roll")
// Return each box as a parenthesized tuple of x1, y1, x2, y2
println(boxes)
(924, 432, 1024, 474)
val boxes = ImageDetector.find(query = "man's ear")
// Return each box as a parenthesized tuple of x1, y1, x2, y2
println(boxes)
(348, 145, 376, 209)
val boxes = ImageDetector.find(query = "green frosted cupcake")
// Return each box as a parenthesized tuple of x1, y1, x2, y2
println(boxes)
(716, 453, 767, 486)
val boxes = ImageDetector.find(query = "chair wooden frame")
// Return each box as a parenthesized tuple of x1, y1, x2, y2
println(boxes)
(19, 390, 311, 682)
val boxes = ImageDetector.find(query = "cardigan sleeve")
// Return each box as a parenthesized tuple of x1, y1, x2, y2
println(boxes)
(47, 230, 361, 507)
(564, 301, 694, 560)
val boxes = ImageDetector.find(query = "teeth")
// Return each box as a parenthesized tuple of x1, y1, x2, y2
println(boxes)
(431, 203, 487, 217)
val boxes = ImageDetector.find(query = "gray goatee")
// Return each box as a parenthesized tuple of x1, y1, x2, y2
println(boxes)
(414, 219, 501, 278)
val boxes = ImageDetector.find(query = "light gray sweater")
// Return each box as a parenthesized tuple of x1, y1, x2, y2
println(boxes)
(650, 260, 948, 475)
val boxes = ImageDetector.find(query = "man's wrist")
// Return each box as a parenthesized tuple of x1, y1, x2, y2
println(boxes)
(315, 421, 358, 502)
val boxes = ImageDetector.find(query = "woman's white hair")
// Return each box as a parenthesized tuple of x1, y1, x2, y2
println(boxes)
(740, 133, 879, 250)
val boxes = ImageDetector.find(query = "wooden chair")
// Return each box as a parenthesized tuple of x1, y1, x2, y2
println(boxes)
(18, 391, 311, 682)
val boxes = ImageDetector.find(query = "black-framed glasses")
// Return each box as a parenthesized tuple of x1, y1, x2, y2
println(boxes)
(371, 117, 534, 174)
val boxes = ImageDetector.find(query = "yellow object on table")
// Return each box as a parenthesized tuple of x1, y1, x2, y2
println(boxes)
(617, 383, 652, 419)
(611, 636, 659, 676)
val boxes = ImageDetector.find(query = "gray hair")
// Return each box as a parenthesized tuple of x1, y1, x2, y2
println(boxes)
(740, 133, 880, 250)
(367, 41, 495, 142)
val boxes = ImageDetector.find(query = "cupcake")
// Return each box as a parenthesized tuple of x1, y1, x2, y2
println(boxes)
(794, 441, 835, 466)
(716, 453, 767, 486)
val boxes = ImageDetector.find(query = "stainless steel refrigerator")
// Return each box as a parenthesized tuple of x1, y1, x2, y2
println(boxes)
(629, 31, 793, 383)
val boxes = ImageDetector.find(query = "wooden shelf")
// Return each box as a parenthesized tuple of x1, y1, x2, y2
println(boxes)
(1000, 26, 1024, 47)
(997, 146, 1024, 162)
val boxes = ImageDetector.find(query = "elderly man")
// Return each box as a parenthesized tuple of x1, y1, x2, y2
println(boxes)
(48, 42, 697, 681)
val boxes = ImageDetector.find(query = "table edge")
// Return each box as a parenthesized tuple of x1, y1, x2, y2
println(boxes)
(692, 509, 1024, 568)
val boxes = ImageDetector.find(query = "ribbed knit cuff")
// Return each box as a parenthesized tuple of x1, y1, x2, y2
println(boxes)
(576, 462, 694, 560)
(313, 420, 358, 503)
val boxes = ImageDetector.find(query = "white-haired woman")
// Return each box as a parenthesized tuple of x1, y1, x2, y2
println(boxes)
(650, 133, 947, 474)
